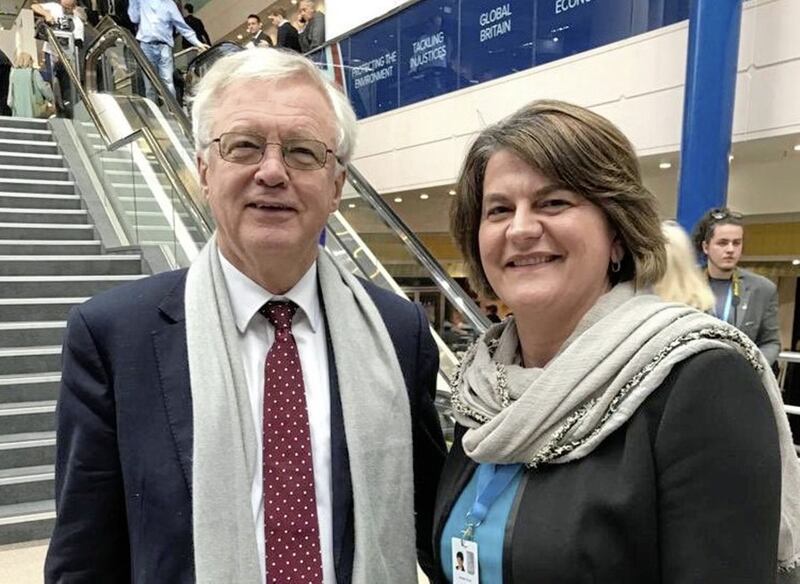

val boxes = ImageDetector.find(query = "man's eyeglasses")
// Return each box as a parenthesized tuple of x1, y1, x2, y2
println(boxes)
(210, 132, 340, 170)
(709, 208, 743, 221)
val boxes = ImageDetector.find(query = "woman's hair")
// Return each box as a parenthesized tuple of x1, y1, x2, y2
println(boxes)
(14, 52, 34, 69)
(654, 221, 714, 311)
(190, 48, 357, 169)
(450, 99, 666, 299)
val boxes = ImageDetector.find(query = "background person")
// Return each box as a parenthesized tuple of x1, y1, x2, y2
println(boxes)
(298, 0, 324, 53)
(692, 207, 781, 365)
(0, 47, 11, 116)
(433, 100, 800, 583)
(181, 3, 211, 50)
(127, 0, 209, 101)
(44, 47, 445, 584)
(653, 220, 714, 311)
(244, 14, 273, 49)
(7, 52, 54, 118)
(32, 0, 84, 114)
(268, 8, 301, 52)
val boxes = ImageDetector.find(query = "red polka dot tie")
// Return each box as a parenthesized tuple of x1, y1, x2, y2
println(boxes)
(260, 301, 323, 584)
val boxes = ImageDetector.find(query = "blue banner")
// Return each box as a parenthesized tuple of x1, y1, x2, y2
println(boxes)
(308, 0, 690, 119)
(460, 0, 535, 86)
(347, 18, 400, 118)
(398, 0, 460, 107)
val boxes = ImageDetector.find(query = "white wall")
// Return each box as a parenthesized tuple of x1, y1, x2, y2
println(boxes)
(350, 0, 800, 217)
(0, 9, 37, 66)
(326, 0, 405, 40)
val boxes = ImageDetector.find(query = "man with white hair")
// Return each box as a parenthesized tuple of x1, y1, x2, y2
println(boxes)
(44, 48, 445, 584)
(298, 0, 325, 53)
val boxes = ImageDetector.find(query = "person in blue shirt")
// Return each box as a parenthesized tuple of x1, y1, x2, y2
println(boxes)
(127, 0, 208, 101)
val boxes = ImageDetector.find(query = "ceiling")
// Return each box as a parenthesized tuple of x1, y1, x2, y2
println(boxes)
(340, 131, 800, 234)
(338, 132, 800, 276)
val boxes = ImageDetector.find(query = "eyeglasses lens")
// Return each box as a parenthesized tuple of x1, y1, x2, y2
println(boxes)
(217, 133, 328, 170)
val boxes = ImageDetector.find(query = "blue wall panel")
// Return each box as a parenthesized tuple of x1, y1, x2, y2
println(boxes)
(308, 0, 690, 119)
(398, 0, 461, 107)
(460, 0, 535, 86)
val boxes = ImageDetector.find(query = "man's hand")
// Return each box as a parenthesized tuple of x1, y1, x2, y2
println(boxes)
(197, 43, 210, 52)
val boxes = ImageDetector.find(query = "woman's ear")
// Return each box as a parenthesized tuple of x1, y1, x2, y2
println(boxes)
(610, 237, 625, 264)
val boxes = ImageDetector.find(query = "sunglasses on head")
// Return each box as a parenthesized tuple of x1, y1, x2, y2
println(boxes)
(709, 208, 743, 221)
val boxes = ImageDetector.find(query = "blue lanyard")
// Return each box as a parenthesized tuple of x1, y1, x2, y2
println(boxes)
(721, 284, 733, 322)
(461, 463, 522, 540)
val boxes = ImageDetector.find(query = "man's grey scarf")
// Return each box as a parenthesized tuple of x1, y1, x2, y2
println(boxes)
(452, 283, 800, 575)
(185, 238, 417, 583)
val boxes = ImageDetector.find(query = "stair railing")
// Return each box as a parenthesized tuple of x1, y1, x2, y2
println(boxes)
(44, 25, 213, 258)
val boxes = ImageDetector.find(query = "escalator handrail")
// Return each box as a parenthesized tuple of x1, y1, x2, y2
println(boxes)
(77, 21, 487, 335)
(345, 164, 490, 335)
(43, 25, 213, 238)
(83, 16, 192, 138)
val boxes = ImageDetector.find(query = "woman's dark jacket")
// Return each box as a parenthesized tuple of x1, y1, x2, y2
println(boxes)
(433, 349, 782, 583)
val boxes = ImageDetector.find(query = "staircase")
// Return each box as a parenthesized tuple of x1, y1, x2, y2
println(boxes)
(0, 116, 146, 545)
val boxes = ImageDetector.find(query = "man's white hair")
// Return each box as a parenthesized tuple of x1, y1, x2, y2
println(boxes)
(191, 48, 357, 168)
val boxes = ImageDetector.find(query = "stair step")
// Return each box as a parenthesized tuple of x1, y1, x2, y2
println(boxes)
(0, 400, 56, 433)
(0, 178, 74, 195)
(0, 255, 142, 276)
(0, 298, 86, 321)
(0, 240, 101, 255)
(0, 372, 60, 404)
(0, 117, 50, 131)
(0, 322, 65, 348)
(0, 139, 59, 156)
(0, 275, 144, 297)
(0, 499, 55, 545)
(0, 347, 61, 376)
(0, 465, 55, 506)
(0, 431, 56, 468)
(0, 223, 95, 240)
(0, 152, 64, 168)
(0, 128, 53, 142)
(0, 192, 80, 210)
(0, 165, 69, 181)
(0, 209, 87, 225)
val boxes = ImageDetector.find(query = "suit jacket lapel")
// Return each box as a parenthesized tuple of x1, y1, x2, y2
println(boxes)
(153, 273, 194, 495)
(432, 429, 478, 553)
(319, 288, 355, 583)
(735, 274, 752, 328)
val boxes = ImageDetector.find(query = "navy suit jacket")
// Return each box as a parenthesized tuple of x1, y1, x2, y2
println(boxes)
(276, 22, 302, 52)
(44, 268, 446, 583)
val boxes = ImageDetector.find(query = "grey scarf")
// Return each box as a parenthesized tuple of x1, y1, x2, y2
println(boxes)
(452, 283, 800, 574)
(185, 237, 417, 583)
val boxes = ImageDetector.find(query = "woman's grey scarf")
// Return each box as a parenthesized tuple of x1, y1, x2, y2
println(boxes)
(452, 283, 800, 574)
(185, 237, 417, 583)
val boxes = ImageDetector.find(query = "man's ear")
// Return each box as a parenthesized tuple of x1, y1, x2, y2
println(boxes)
(701, 240, 709, 256)
(197, 153, 210, 200)
(329, 168, 346, 213)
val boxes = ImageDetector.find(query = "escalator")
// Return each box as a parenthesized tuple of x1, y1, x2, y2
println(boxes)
(48, 19, 490, 435)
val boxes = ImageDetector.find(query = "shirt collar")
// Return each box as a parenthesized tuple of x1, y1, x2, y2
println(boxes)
(218, 250, 321, 334)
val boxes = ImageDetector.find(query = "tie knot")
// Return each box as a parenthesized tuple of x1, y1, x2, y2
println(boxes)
(260, 300, 297, 331)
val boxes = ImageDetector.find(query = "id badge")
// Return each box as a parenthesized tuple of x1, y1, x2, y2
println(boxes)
(451, 537, 479, 583)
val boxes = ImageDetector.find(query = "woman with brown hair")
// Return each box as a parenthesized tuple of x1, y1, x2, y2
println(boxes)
(7, 51, 53, 118)
(433, 100, 800, 583)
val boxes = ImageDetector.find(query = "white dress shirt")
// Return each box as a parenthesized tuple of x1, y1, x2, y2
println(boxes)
(219, 252, 336, 584)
